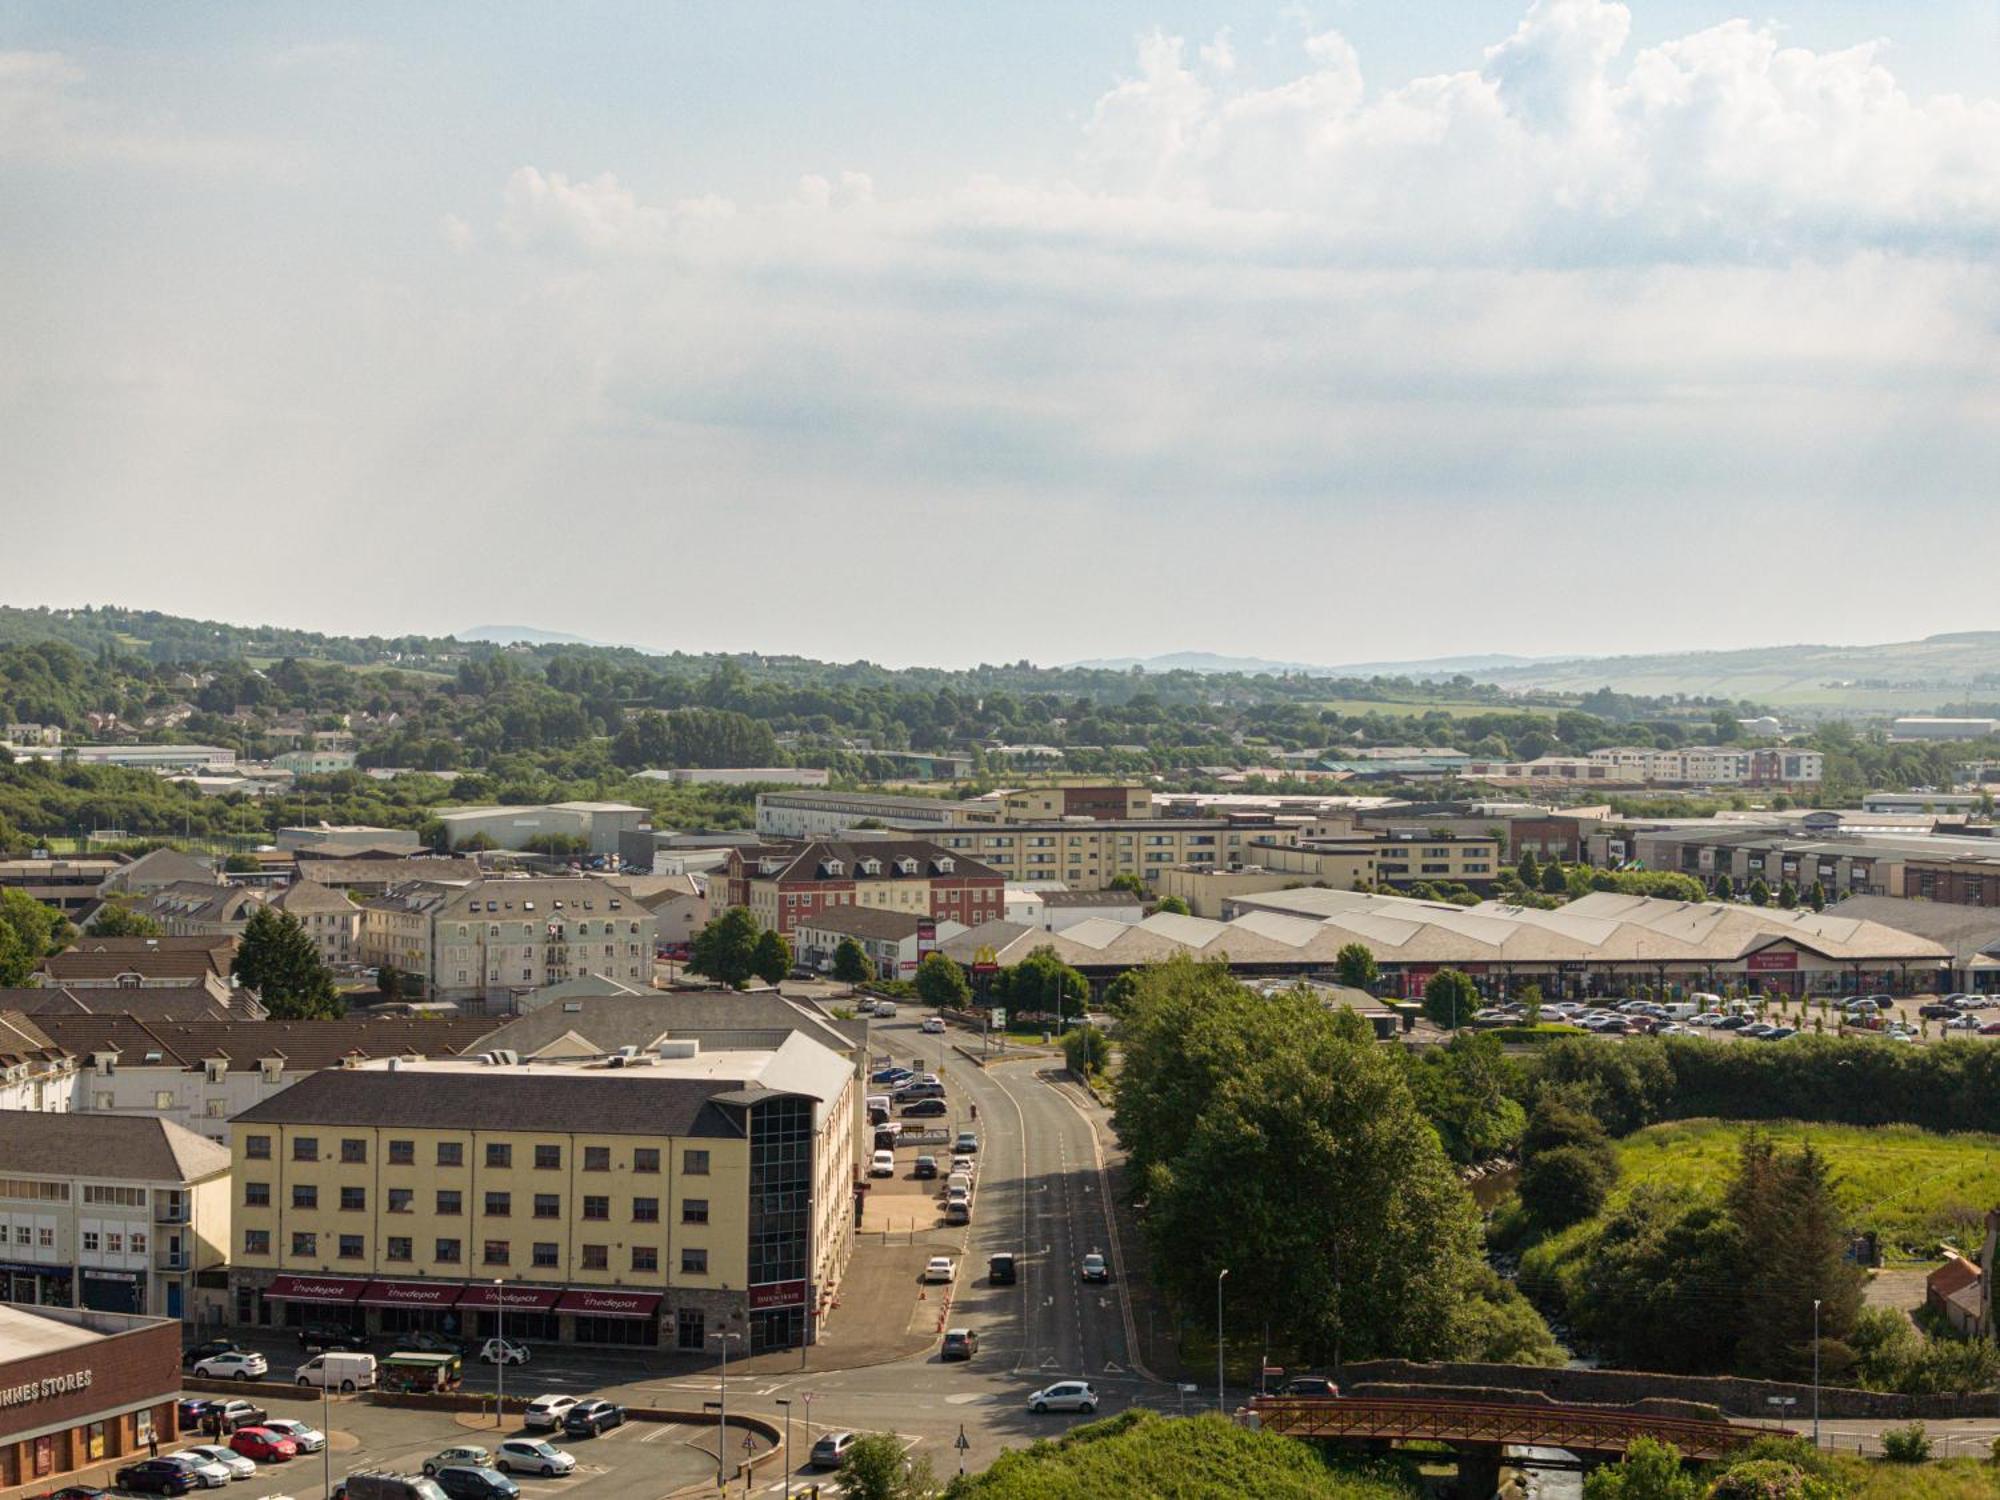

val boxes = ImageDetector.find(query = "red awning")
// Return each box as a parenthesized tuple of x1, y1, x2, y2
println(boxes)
(553, 1289, 662, 1320)
(264, 1275, 367, 1304)
(456, 1283, 562, 1313)
(358, 1279, 466, 1310)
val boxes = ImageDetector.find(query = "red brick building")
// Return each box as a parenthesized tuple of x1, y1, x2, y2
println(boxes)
(716, 841, 1005, 938)
(0, 1303, 181, 1490)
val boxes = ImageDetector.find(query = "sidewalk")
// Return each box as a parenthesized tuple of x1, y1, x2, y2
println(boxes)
(729, 1239, 948, 1376)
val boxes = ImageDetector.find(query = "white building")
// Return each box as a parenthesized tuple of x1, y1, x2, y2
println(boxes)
(637, 768, 830, 787)
(1892, 718, 2000, 742)
(790, 908, 966, 979)
(435, 802, 648, 856)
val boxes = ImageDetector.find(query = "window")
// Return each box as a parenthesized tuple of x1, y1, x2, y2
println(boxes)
(580, 1244, 608, 1270)
(631, 1196, 659, 1223)
(482, 1240, 510, 1266)
(244, 1182, 270, 1208)
(633, 1148, 660, 1174)
(338, 1234, 364, 1259)
(153, 1089, 175, 1110)
(485, 1143, 512, 1169)
(340, 1138, 368, 1164)
(631, 1245, 658, 1272)
(582, 1195, 609, 1221)
(388, 1140, 415, 1165)
(682, 1199, 709, 1225)
(680, 1248, 708, 1275)
(340, 1186, 366, 1213)
(534, 1144, 561, 1171)
(81, 1230, 99, 1253)
(682, 1150, 710, 1176)
(292, 1137, 318, 1162)
(583, 1146, 610, 1172)
(435, 1238, 461, 1263)
(243, 1229, 270, 1256)
(388, 1188, 413, 1214)
(83, 1185, 145, 1208)
(484, 1191, 511, 1217)
(436, 1142, 463, 1167)
(292, 1184, 318, 1210)
(436, 1190, 462, 1216)
(387, 1237, 413, 1262)
(292, 1232, 317, 1257)
(105, 1230, 123, 1254)
(532, 1242, 559, 1269)
(205, 1098, 227, 1119)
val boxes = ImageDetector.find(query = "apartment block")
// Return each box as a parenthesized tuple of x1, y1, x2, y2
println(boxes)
(930, 819, 1292, 891)
(716, 842, 1004, 938)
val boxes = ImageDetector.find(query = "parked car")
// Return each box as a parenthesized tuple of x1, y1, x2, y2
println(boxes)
(1715, 1015, 1750, 1030)
(954, 1131, 979, 1155)
(808, 1432, 858, 1470)
(259, 1420, 326, 1454)
(1279, 1375, 1340, 1397)
(492, 1440, 575, 1478)
(561, 1400, 626, 1438)
(177, 1399, 218, 1428)
(166, 1455, 232, 1490)
(1761, 1026, 1798, 1041)
(1080, 1253, 1109, 1282)
(940, 1328, 979, 1362)
(871, 1067, 914, 1086)
(1945, 1014, 1982, 1030)
(298, 1325, 369, 1354)
(182, 1340, 242, 1371)
(115, 1461, 197, 1495)
(430, 1468, 518, 1500)
(210, 1400, 267, 1431)
(894, 1081, 946, 1101)
(180, 1446, 255, 1483)
(193, 1351, 267, 1381)
(398, 1331, 465, 1356)
(913, 1155, 939, 1179)
(228, 1428, 298, 1464)
(478, 1337, 531, 1366)
(1028, 1380, 1099, 1414)
(1978, 1021, 2000, 1036)
(950, 1155, 975, 1177)
(922, 1017, 946, 1034)
(522, 1395, 579, 1431)
(923, 1256, 956, 1283)
(901, 1098, 949, 1119)
(295, 1351, 376, 1391)
(1919, 1002, 1961, 1020)
(869, 1149, 896, 1177)
(422, 1448, 491, 1477)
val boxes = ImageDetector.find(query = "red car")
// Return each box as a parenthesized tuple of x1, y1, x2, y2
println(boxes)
(229, 1428, 298, 1463)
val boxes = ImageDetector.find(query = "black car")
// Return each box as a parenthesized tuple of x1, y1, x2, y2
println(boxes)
(988, 1252, 1017, 1285)
(176, 1399, 217, 1428)
(913, 1156, 939, 1180)
(182, 1340, 241, 1370)
(1919, 1002, 1960, 1020)
(430, 1469, 518, 1500)
(298, 1324, 369, 1353)
(116, 1461, 197, 1496)
(900, 1098, 949, 1119)
(561, 1400, 626, 1437)
(1278, 1375, 1340, 1397)
(42, 1487, 108, 1500)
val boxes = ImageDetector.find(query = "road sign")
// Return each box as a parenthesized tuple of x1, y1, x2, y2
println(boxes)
(990, 1008, 1007, 1028)
(1178, 1383, 1199, 1393)
(954, 1426, 971, 1452)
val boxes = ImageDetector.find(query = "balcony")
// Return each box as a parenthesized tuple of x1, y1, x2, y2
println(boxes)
(156, 1246, 192, 1271)
(154, 1202, 190, 1225)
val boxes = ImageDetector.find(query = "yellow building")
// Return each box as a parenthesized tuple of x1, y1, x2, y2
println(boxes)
(227, 1037, 854, 1354)
(932, 819, 1295, 890)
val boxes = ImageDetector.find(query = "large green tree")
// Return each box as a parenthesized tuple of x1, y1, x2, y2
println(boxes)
(915, 952, 972, 1009)
(751, 928, 791, 986)
(86, 901, 163, 938)
(1333, 942, 1379, 992)
(0, 889, 71, 980)
(687, 907, 764, 988)
(831, 937, 874, 985)
(1404, 1031, 1526, 1164)
(233, 905, 342, 1019)
(993, 947, 1088, 1026)
(1421, 968, 1479, 1029)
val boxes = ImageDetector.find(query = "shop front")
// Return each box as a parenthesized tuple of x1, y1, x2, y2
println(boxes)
(0, 1304, 181, 1491)
(259, 1274, 367, 1331)
(555, 1289, 661, 1348)
(0, 1262, 73, 1310)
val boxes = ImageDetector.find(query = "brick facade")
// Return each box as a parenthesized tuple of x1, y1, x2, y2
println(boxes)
(0, 1314, 180, 1489)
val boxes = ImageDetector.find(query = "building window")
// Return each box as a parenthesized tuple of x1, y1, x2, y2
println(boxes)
(435, 1238, 461, 1263)
(529, 1192, 559, 1219)
(582, 1195, 609, 1221)
(338, 1234, 364, 1259)
(81, 1230, 98, 1253)
(245, 1134, 271, 1160)
(292, 1185, 318, 1210)
(484, 1192, 511, 1217)
(340, 1138, 368, 1164)
(243, 1229, 270, 1256)
(152, 1089, 175, 1110)
(682, 1199, 709, 1225)
(631, 1196, 659, 1223)
(680, 1248, 708, 1276)
(534, 1144, 562, 1171)
(583, 1146, 610, 1172)
(245, 1182, 270, 1208)
(437, 1190, 462, 1216)
(388, 1188, 413, 1214)
(387, 1237, 413, 1262)
(293, 1137, 319, 1162)
(388, 1140, 415, 1165)
(292, 1232, 317, 1257)
(437, 1142, 463, 1167)
(682, 1150, 710, 1176)
(631, 1245, 658, 1273)
(485, 1143, 512, 1169)
(532, 1242, 559, 1269)
(482, 1240, 510, 1266)
(580, 1244, 608, 1270)
(340, 1186, 366, 1212)
(633, 1148, 659, 1174)
(205, 1098, 227, 1119)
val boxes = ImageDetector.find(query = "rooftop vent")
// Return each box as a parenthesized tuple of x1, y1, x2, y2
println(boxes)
(656, 1039, 700, 1060)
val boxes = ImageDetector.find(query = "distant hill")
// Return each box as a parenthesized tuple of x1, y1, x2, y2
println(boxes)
(1068, 650, 1561, 678)
(458, 624, 660, 652)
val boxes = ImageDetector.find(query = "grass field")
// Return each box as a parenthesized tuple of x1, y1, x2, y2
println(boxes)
(1306, 697, 1559, 719)
(1561, 1119, 2000, 1260)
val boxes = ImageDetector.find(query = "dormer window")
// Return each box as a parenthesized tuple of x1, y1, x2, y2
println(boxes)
(821, 859, 844, 877)
(259, 1059, 284, 1084)
(205, 1060, 227, 1084)
(896, 858, 918, 875)
(934, 858, 955, 873)
(860, 859, 882, 876)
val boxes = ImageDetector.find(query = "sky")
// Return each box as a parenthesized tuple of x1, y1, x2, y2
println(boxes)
(3, 1, 1998, 669)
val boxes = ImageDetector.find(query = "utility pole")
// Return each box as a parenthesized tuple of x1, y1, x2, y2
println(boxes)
(774, 1398, 791, 1500)
(1812, 1298, 1822, 1446)
(1216, 1268, 1230, 1415)
(492, 1278, 505, 1427)
(710, 1329, 741, 1489)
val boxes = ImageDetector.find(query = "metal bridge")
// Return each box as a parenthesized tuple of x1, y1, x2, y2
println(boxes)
(1247, 1395, 1777, 1464)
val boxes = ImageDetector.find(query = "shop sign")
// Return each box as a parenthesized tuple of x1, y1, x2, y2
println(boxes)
(749, 1280, 806, 1310)
(0, 1370, 92, 1410)
(1748, 950, 1800, 973)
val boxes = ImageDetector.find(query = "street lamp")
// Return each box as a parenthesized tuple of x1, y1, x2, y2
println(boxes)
(773, 1398, 792, 1500)
(493, 1278, 506, 1428)
(709, 1328, 742, 1489)
(1812, 1298, 1822, 1446)
(1216, 1268, 1230, 1415)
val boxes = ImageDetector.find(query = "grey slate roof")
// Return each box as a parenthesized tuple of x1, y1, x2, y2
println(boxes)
(0, 1112, 232, 1182)
(466, 992, 859, 1061)
(233, 1067, 744, 1138)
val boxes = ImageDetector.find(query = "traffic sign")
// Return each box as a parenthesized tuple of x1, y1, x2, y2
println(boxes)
(990, 1008, 1006, 1028)
(954, 1426, 971, 1451)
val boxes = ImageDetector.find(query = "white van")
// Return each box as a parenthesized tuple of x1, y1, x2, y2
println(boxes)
(1662, 1002, 1699, 1021)
(295, 1350, 377, 1391)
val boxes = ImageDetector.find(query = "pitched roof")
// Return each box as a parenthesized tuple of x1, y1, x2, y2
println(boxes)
(792, 907, 934, 942)
(142, 882, 265, 924)
(758, 840, 1002, 885)
(0, 982, 240, 1022)
(99, 848, 219, 890)
(44, 937, 234, 984)
(141, 1016, 502, 1070)
(1825, 895, 2000, 962)
(470, 991, 860, 1061)
(0, 1113, 231, 1183)
(0, 1012, 66, 1068)
(1037, 890, 1145, 909)
(269, 879, 357, 916)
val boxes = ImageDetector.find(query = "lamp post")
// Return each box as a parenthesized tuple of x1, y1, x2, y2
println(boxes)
(774, 1398, 792, 1500)
(1216, 1268, 1230, 1415)
(493, 1278, 505, 1429)
(321, 1369, 331, 1500)
(709, 1329, 741, 1489)
(1812, 1298, 1822, 1446)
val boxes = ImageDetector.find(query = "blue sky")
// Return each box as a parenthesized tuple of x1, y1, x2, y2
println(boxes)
(3, 2, 1997, 667)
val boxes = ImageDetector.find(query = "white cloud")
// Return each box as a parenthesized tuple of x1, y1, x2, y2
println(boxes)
(0, 48, 281, 170)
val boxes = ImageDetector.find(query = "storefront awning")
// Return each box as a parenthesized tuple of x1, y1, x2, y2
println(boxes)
(553, 1289, 662, 1319)
(265, 1275, 368, 1304)
(456, 1283, 561, 1312)
(358, 1279, 466, 1310)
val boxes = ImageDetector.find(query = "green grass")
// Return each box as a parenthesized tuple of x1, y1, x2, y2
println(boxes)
(1832, 1454, 2000, 1500)
(1563, 1119, 2000, 1259)
(1305, 697, 1558, 720)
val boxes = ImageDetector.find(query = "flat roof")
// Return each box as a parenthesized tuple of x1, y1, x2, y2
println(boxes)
(0, 1303, 104, 1362)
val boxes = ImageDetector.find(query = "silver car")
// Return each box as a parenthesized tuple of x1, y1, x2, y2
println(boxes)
(1028, 1380, 1098, 1414)
(260, 1419, 326, 1453)
(493, 1439, 576, 1477)
(180, 1446, 255, 1482)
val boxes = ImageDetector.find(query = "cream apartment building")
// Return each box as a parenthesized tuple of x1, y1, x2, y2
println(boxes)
(930, 819, 1296, 891)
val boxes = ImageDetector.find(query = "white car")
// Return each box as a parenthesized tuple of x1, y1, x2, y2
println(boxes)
(494, 1439, 576, 1477)
(1028, 1380, 1099, 1414)
(180, 1446, 255, 1482)
(923, 1256, 956, 1284)
(522, 1394, 579, 1430)
(921, 1017, 946, 1034)
(260, 1419, 325, 1453)
(869, 1149, 896, 1177)
(479, 1337, 531, 1366)
(950, 1155, 975, 1177)
(1946, 1014, 1982, 1030)
(193, 1351, 268, 1381)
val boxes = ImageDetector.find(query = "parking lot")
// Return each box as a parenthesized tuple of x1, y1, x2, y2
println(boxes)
(1469, 992, 1998, 1044)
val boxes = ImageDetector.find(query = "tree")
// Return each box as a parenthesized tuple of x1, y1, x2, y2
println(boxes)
(831, 937, 875, 985)
(1062, 1026, 1109, 1077)
(914, 952, 971, 1009)
(1153, 894, 1190, 916)
(232, 905, 342, 1019)
(1728, 1134, 1864, 1379)
(1422, 968, 1479, 1029)
(1517, 851, 1541, 887)
(1748, 877, 1771, 907)
(1540, 860, 1569, 895)
(86, 901, 163, 938)
(0, 889, 71, 974)
(376, 964, 403, 1001)
(1517, 981, 1544, 1026)
(1582, 1438, 1700, 1500)
(0, 920, 27, 988)
(1715, 873, 1734, 902)
(751, 928, 791, 985)
(1807, 880, 1826, 912)
(1520, 1145, 1615, 1228)
(223, 852, 261, 873)
(687, 907, 764, 988)
(1778, 881, 1799, 910)
(1106, 873, 1148, 896)
(838, 1431, 938, 1500)
(994, 948, 1087, 1027)
(1405, 1031, 1527, 1164)
(1334, 942, 1379, 992)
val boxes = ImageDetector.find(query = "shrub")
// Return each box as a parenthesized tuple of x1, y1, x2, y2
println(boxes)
(1882, 1423, 1931, 1463)
(1705, 1460, 1815, 1500)
(1519, 1144, 1614, 1228)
